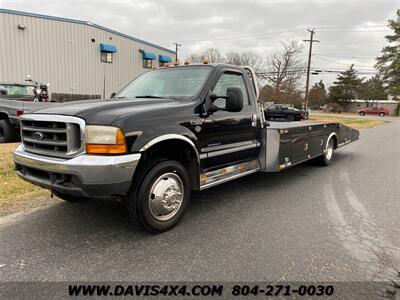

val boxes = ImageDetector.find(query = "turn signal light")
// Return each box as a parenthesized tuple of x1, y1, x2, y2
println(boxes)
(86, 144, 127, 154)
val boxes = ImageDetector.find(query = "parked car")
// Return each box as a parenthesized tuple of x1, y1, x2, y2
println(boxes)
(264, 104, 308, 121)
(358, 107, 389, 117)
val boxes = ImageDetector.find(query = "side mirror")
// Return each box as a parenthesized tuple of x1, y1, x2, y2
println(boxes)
(205, 87, 244, 114)
(225, 87, 243, 112)
(25, 75, 32, 82)
(110, 92, 116, 98)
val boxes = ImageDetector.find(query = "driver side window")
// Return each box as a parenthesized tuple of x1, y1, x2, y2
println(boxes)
(212, 72, 249, 109)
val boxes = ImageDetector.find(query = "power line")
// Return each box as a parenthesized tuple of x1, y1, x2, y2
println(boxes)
(313, 54, 376, 59)
(315, 24, 387, 29)
(158, 29, 305, 45)
(317, 29, 389, 33)
(312, 55, 376, 68)
(157, 26, 389, 46)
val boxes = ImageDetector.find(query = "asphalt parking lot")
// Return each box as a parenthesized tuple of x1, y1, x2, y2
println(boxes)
(0, 117, 399, 287)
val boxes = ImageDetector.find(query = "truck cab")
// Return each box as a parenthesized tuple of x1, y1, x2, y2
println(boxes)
(14, 64, 359, 233)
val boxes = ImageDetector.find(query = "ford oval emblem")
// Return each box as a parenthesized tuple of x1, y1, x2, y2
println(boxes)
(32, 132, 44, 140)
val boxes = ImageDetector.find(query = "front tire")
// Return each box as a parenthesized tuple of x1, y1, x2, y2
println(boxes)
(379, 112, 385, 117)
(0, 119, 19, 143)
(127, 160, 191, 233)
(359, 112, 365, 116)
(287, 115, 295, 121)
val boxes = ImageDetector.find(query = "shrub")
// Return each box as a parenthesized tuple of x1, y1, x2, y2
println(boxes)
(325, 102, 343, 113)
(395, 103, 400, 116)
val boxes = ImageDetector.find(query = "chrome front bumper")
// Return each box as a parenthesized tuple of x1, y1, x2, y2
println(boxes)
(14, 145, 141, 198)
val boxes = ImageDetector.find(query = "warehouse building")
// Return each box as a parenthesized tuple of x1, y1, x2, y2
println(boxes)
(0, 9, 175, 100)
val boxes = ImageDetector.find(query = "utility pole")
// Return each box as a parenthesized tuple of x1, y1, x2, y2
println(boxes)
(173, 42, 182, 62)
(303, 29, 319, 110)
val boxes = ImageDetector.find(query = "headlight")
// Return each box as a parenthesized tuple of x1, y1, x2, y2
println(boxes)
(85, 125, 127, 154)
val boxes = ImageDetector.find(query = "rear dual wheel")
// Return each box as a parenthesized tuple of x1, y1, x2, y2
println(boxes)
(316, 138, 335, 166)
(127, 160, 191, 233)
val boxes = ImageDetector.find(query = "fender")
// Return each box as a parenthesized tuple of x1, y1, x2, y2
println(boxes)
(139, 133, 200, 163)
(326, 132, 338, 149)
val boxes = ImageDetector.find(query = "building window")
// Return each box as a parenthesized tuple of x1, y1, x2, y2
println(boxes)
(159, 55, 172, 67)
(143, 58, 153, 69)
(141, 51, 157, 69)
(101, 52, 113, 63)
(99, 43, 117, 63)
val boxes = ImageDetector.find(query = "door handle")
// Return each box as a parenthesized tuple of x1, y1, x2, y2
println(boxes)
(251, 114, 257, 127)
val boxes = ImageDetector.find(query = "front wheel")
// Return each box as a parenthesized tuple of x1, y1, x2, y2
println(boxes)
(379, 112, 385, 117)
(0, 119, 19, 143)
(287, 115, 295, 121)
(127, 160, 191, 233)
(359, 112, 365, 116)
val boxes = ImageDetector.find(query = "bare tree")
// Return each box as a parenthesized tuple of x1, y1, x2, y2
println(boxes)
(258, 41, 305, 103)
(224, 50, 265, 73)
(187, 48, 264, 71)
(187, 48, 224, 63)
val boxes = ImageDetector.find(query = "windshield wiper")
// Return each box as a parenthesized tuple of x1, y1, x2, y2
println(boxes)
(134, 95, 165, 99)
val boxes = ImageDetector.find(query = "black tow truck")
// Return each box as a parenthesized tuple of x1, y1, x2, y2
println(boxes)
(14, 64, 359, 233)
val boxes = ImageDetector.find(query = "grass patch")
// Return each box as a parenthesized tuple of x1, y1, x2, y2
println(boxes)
(0, 143, 55, 216)
(308, 115, 385, 130)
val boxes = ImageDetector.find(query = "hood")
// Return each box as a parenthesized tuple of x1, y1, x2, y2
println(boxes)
(30, 98, 194, 125)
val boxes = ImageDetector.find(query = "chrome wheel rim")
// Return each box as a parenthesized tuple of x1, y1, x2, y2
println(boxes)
(326, 140, 334, 160)
(148, 172, 184, 221)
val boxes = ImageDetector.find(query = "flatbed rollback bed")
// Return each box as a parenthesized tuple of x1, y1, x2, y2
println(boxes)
(199, 118, 359, 189)
(260, 120, 359, 172)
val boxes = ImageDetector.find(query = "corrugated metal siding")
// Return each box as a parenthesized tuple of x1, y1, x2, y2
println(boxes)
(0, 11, 175, 98)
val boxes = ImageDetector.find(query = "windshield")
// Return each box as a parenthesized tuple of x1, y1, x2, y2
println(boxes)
(0, 84, 35, 96)
(116, 66, 211, 99)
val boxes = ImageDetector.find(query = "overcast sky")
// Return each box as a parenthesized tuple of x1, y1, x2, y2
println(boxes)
(0, 0, 398, 87)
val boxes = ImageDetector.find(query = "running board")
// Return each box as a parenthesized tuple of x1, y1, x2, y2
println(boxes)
(199, 160, 260, 190)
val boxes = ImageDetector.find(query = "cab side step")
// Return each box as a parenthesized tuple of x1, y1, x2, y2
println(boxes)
(199, 160, 260, 190)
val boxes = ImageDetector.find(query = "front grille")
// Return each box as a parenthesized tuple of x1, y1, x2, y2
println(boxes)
(21, 115, 84, 158)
